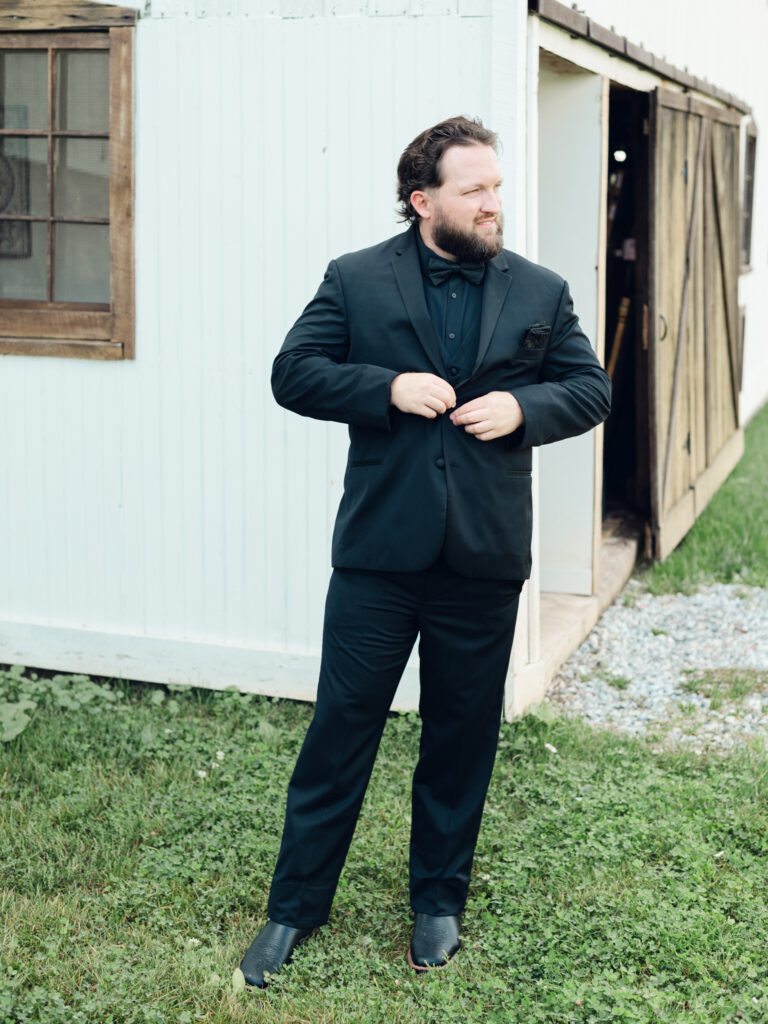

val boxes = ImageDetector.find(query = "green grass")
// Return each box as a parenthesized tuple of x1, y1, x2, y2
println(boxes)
(682, 669, 768, 711)
(642, 401, 768, 594)
(3, 669, 768, 1023)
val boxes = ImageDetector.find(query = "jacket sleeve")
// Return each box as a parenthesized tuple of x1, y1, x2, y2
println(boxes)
(512, 279, 611, 448)
(271, 259, 399, 430)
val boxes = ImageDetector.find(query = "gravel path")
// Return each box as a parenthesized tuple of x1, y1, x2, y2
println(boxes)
(547, 579, 768, 753)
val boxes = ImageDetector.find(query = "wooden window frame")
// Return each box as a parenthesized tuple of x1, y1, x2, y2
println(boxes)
(0, 5, 135, 360)
(741, 120, 757, 272)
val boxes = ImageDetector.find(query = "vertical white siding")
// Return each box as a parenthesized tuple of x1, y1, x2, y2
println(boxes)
(0, 3, 497, 692)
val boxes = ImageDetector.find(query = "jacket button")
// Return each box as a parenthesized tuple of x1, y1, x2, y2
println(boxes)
(435, 457, 445, 469)
(448, 366, 459, 376)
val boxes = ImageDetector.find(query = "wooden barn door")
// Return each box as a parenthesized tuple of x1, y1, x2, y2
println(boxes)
(648, 89, 744, 560)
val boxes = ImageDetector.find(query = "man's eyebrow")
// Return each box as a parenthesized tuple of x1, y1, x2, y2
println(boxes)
(459, 178, 504, 190)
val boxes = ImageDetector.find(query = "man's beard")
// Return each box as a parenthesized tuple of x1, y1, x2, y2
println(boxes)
(431, 208, 504, 264)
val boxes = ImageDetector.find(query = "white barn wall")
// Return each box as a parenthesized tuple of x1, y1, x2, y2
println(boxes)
(0, 2, 500, 705)
(537, 69, 604, 596)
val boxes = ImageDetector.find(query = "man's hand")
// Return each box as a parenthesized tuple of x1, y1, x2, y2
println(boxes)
(450, 391, 524, 441)
(390, 373, 457, 419)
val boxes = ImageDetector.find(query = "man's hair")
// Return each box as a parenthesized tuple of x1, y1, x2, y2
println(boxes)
(396, 116, 499, 225)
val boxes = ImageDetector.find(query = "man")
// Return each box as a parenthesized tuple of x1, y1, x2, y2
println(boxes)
(240, 116, 610, 986)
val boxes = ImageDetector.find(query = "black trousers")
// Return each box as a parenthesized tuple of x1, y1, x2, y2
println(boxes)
(266, 554, 522, 929)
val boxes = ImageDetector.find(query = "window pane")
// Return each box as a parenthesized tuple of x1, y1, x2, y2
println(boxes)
(0, 50, 48, 130)
(54, 222, 109, 302)
(0, 136, 48, 216)
(0, 221, 47, 299)
(55, 138, 109, 219)
(55, 51, 109, 133)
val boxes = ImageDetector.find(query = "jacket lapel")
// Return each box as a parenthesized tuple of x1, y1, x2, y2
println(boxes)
(391, 227, 445, 376)
(472, 253, 512, 375)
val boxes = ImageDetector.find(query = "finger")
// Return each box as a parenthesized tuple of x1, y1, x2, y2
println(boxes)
(454, 407, 488, 425)
(474, 428, 501, 441)
(432, 385, 456, 408)
(464, 419, 494, 435)
(452, 398, 484, 418)
(425, 396, 448, 415)
(418, 405, 438, 419)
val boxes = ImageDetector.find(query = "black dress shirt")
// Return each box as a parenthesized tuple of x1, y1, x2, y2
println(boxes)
(415, 228, 484, 385)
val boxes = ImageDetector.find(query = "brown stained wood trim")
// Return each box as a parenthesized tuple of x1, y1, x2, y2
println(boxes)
(652, 56, 678, 81)
(53, 130, 110, 138)
(51, 216, 111, 225)
(710, 84, 732, 107)
(0, 129, 109, 139)
(0, 32, 110, 47)
(109, 26, 134, 359)
(0, 308, 111, 339)
(709, 132, 740, 427)
(624, 40, 654, 66)
(689, 97, 741, 127)
(657, 88, 690, 114)
(0, 338, 123, 359)
(661, 114, 708, 514)
(0, 299, 108, 311)
(0, 3, 136, 32)
(586, 20, 623, 55)
(674, 69, 696, 90)
(0, 128, 49, 136)
(536, 0, 588, 36)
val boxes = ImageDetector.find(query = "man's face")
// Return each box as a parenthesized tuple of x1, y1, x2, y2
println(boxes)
(416, 144, 504, 263)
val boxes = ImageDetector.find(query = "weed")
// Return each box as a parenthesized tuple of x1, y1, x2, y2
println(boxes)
(683, 668, 768, 703)
(606, 674, 632, 690)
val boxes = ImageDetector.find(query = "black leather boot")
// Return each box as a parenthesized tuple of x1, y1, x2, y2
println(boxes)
(239, 920, 314, 988)
(407, 913, 461, 970)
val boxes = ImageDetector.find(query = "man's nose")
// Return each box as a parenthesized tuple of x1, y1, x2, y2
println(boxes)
(481, 190, 501, 213)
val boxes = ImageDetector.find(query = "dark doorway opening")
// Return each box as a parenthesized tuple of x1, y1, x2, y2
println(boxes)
(603, 84, 651, 526)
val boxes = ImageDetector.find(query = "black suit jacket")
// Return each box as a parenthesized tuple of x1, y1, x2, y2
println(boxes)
(272, 224, 611, 580)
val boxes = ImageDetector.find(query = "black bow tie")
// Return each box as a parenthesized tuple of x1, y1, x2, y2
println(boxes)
(424, 258, 486, 287)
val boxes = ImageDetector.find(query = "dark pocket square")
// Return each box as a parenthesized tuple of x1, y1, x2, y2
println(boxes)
(521, 324, 551, 350)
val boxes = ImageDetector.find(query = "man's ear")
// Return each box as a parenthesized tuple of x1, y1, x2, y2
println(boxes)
(410, 190, 431, 220)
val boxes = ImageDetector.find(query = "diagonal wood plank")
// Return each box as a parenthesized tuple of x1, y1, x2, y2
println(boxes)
(661, 114, 707, 513)
(702, 124, 714, 467)
(710, 132, 741, 428)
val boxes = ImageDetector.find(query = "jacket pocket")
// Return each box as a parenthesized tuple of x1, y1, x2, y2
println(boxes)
(520, 323, 551, 350)
(350, 458, 383, 467)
